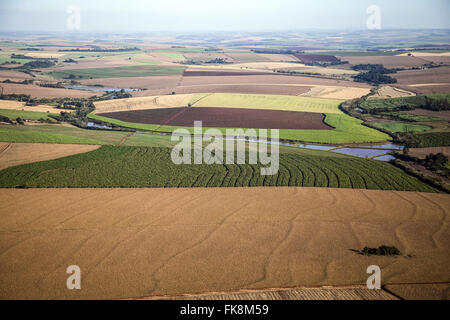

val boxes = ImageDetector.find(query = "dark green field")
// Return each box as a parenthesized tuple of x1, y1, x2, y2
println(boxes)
(414, 132, 450, 147)
(381, 112, 443, 122)
(0, 145, 438, 192)
(360, 94, 450, 112)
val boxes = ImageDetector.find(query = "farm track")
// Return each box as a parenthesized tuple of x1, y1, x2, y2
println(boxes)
(0, 143, 12, 155)
(117, 133, 136, 146)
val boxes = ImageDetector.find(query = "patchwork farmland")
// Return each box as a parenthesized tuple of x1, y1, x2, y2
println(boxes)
(0, 25, 449, 303)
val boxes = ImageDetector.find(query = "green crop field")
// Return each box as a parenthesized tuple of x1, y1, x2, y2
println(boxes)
(0, 145, 437, 192)
(159, 52, 186, 60)
(45, 65, 186, 79)
(0, 127, 105, 144)
(381, 112, 443, 122)
(133, 60, 162, 65)
(88, 114, 161, 131)
(414, 132, 450, 147)
(153, 47, 205, 53)
(360, 94, 450, 112)
(121, 132, 177, 147)
(372, 121, 432, 133)
(0, 124, 128, 145)
(0, 124, 178, 147)
(0, 56, 33, 64)
(191, 93, 344, 114)
(0, 109, 58, 121)
(278, 113, 390, 143)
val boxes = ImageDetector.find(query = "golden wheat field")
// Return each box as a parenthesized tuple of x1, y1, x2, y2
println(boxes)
(0, 187, 448, 299)
(0, 143, 100, 170)
(0, 100, 75, 113)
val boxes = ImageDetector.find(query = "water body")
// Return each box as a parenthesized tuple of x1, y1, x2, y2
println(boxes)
(360, 143, 404, 150)
(332, 148, 391, 158)
(87, 122, 112, 130)
(297, 144, 336, 151)
(373, 155, 396, 162)
(63, 85, 142, 92)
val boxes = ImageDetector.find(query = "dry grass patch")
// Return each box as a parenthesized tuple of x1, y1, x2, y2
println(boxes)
(301, 86, 371, 99)
(342, 56, 429, 68)
(93, 94, 197, 113)
(368, 86, 416, 99)
(1, 83, 99, 99)
(180, 74, 371, 88)
(22, 52, 65, 59)
(0, 142, 99, 170)
(0, 100, 73, 113)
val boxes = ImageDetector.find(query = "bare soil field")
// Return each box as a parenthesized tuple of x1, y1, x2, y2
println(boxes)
(180, 74, 372, 88)
(0, 70, 35, 81)
(408, 147, 450, 159)
(383, 283, 450, 300)
(393, 67, 450, 94)
(342, 56, 430, 68)
(0, 142, 100, 170)
(393, 67, 450, 85)
(397, 52, 450, 57)
(224, 52, 271, 63)
(0, 187, 448, 299)
(396, 52, 450, 65)
(183, 70, 269, 77)
(1, 83, 99, 98)
(397, 84, 450, 95)
(149, 285, 398, 300)
(174, 84, 312, 96)
(80, 75, 181, 91)
(0, 100, 73, 113)
(99, 107, 332, 130)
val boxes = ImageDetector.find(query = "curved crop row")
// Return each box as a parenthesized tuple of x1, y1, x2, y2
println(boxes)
(0, 146, 439, 193)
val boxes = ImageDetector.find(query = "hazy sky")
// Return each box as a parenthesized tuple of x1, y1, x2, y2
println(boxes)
(1, 0, 449, 32)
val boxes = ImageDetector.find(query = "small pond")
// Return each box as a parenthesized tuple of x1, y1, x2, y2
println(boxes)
(87, 122, 112, 130)
(332, 148, 391, 158)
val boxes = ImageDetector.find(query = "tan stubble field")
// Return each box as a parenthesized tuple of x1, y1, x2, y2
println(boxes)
(0, 187, 448, 299)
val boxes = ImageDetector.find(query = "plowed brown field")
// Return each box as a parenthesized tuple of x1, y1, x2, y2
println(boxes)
(0, 187, 448, 299)
(173, 84, 312, 96)
(98, 107, 332, 130)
